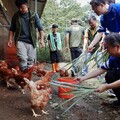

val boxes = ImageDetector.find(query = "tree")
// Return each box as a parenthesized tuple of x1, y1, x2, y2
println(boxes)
(41, 0, 91, 33)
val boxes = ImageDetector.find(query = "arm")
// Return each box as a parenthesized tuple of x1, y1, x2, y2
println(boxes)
(65, 33, 69, 51)
(8, 15, 16, 47)
(76, 68, 106, 83)
(88, 32, 103, 52)
(48, 39, 53, 51)
(99, 33, 105, 52)
(96, 80, 120, 93)
(35, 13, 45, 48)
(39, 30, 45, 48)
(83, 37, 88, 52)
(83, 29, 88, 52)
(8, 31, 14, 47)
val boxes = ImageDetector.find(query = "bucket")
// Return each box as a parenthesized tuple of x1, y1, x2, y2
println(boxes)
(58, 77, 75, 99)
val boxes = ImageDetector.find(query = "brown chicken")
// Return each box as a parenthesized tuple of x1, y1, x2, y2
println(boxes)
(34, 62, 46, 71)
(36, 69, 48, 77)
(59, 69, 69, 77)
(0, 67, 13, 87)
(12, 66, 35, 94)
(0, 60, 8, 69)
(35, 71, 54, 89)
(24, 78, 52, 117)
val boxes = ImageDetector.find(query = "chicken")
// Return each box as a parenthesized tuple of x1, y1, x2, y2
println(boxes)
(59, 69, 69, 77)
(35, 62, 46, 69)
(35, 71, 54, 89)
(36, 69, 48, 77)
(24, 78, 52, 117)
(12, 66, 35, 94)
(0, 60, 8, 69)
(0, 67, 13, 87)
(34, 62, 46, 74)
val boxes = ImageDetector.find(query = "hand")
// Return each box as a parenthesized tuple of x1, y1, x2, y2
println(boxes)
(65, 46, 69, 52)
(59, 49, 62, 52)
(40, 41, 45, 48)
(50, 48, 54, 52)
(95, 84, 108, 93)
(75, 76, 84, 84)
(82, 49, 86, 53)
(8, 40, 13, 47)
(99, 41, 104, 47)
(88, 46, 93, 52)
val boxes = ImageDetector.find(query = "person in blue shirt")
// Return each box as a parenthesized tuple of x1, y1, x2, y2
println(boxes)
(76, 33, 120, 107)
(8, 0, 45, 71)
(88, 0, 120, 52)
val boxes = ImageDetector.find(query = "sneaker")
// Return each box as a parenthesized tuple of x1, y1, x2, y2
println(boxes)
(107, 90, 116, 98)
(112, 100, 120, 107)
(97, 75, 103, 80)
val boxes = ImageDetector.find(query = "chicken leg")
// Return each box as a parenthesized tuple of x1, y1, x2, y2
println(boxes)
(31, 108, 41, 117)
(42, 110, 49, 115)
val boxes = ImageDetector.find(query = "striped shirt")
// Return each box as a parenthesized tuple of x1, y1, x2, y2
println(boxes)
(101, 56, 120, 75)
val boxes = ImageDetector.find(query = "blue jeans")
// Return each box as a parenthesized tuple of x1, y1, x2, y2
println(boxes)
(82, 51, 103, 74)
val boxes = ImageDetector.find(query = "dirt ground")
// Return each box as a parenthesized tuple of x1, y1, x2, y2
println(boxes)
(0, 63, 120, 120)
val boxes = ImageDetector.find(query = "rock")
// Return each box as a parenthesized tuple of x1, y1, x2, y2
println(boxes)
(113, 110, 118, 114)
(56, 116, 60, 119)
(50, 103, 59, 108)
(98, 110, 103, 114)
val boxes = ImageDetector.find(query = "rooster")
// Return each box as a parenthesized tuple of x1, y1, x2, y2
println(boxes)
(24, 78, 52, 117)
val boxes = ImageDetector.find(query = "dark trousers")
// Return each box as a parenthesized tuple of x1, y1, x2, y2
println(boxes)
(70, 47, 82, 60)
(50, 51, 60, 63)
(70, 47, 82, 73)
(105, 71, 120, 102)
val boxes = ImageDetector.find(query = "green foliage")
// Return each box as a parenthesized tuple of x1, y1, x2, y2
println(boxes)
(36, 41, 50, 62)
(41, 0, 91, 34)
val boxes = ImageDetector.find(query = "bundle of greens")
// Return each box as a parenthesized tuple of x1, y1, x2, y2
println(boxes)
(50, 81, 97, 115)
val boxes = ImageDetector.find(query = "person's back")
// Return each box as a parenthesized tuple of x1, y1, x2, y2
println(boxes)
(65, 18, 84, 75)
(69, 23, 84, 48)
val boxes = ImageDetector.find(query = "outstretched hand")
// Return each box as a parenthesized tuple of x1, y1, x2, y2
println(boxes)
(95, 84, 108, 93)
(75, 76, 84, 84)
(88, 46, 93, 52)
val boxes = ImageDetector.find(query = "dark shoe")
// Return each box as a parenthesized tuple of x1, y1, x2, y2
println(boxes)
(71, 70, 76, 77)
(112, 100, 120, 107)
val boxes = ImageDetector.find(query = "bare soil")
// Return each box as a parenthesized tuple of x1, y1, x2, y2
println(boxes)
(0, 63, 120, 120)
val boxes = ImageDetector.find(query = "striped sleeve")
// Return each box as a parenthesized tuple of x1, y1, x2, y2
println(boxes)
(101, 59, 110, 70)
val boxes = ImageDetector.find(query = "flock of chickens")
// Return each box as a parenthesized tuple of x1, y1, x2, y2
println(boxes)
(0, 60, 70, 117)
